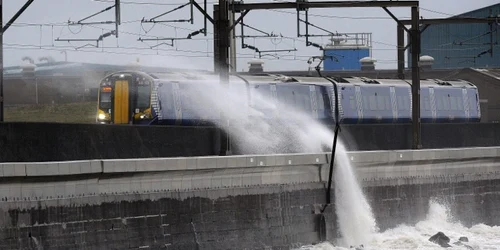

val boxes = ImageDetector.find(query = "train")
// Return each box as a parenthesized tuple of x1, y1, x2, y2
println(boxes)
(96, 70, 481, 125)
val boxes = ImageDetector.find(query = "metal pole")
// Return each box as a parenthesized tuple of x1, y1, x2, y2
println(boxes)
(2, 0, 34, 33)
(411, 6, 421, 149)
(216, 0, 230, 156)
(397, 24, 405, 79)
(35, 78, 38, 105)
(0, 0, 3, 122)
(229, 0, 237, 72)
(213, 5, 220, 73)
(218, 0, 230, 82)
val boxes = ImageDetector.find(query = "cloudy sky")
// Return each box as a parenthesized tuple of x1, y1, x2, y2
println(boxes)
(3, 0, 498, 71)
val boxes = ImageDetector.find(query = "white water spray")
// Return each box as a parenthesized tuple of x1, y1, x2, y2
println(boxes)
(174, 77, 335, 154)
(173, 76, 500, 250)
(163, 75, 379, 245)
(334, 142, 378, 247)
(299, 196, 500, 249)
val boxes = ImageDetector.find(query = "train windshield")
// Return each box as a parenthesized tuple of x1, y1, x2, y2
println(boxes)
(136, 85, 151, 108)
(99, 87, 112, 109)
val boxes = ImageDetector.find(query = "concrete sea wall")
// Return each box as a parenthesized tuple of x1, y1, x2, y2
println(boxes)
(1, 147, 500, 249)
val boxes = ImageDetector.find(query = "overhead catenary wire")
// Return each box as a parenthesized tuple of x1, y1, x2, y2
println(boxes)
(4, 1, 480, 68)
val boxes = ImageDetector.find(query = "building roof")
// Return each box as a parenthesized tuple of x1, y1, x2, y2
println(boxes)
(3, 61, 210, 79)
(470, 68, 500, 80)
(454, 3, 500, 18)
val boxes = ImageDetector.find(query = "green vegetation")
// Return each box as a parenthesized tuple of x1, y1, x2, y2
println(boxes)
(5, 102, 97, 124)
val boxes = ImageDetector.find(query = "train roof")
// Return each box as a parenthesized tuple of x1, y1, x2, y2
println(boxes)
(101, 70, 477, 89)
(239, 74, 477, 88)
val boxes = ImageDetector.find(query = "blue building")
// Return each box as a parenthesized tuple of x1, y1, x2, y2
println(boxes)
(322, 33, 372, 71)
(410, 3, 500, 69)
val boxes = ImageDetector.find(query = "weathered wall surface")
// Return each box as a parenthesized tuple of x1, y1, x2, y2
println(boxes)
(0, 122, 217, 162)
(2, 122, 500, 162)
(1, 147, 500, 249)
(338, 123, 500, 150)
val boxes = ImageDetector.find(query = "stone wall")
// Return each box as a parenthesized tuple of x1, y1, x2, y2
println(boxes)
(1, 147, 500, 249)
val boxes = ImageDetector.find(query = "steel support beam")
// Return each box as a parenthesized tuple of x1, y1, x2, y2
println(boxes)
(213, 5, 220, 73)
(382, 7, 410, 33)
(215, 0, 231, 156)
(192, 0, 215, 24)
(230, 1, 418, 12)
(0, 0, 3, 122)
(229, 0, 237, 72)
(2, 0, 34, 33)
(410, 6, 421, 149)
(397, 24, 405, 79)
(401, 17, 499, 25)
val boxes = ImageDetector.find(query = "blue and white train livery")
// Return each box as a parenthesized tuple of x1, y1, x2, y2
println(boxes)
(96, 71, 481, 125)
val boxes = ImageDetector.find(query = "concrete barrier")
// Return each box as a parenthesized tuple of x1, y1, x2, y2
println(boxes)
(1, 147, 499, 203)
(2, 147, 500, 250)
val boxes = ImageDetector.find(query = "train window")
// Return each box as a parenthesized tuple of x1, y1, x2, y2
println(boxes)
(295, 92, 310, 112)
(159, 85, 174, 112)
(251, 84, 273, 110)
(99, 91, 111, 109)
(276, 88, 288, 108)
(301, 90, 312, 112)
(403, 96, 410, 111)
(376, 96, 383, 110)
(277, 86, 312, 113)
(437, 96, 443, 110)
(450, 96, 457, 110)
(443, 96, 450, 110)
(136, 85, 151, 109)
(397, 96, 404, 110)
(322, 92, 330, 112)
(316, 90, 325, 111)
(385, 96, 391, 111)
(363, 96, 369, 110)
(457, 97, 463, 110)
(350, 96, 355, 110)
(369, 96, 376, 111)
(424, 97, 430, 111)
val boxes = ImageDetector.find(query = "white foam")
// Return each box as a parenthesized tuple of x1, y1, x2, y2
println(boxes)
(300, 200, 500, 250)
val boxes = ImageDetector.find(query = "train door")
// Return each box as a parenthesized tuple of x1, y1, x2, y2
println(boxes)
(113, 80, 130, 124)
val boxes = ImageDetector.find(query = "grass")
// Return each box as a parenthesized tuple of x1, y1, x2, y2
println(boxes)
(4, 102, 97, 124)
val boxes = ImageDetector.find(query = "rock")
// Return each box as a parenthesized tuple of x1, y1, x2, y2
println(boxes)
(464, 245, 474, 250)
(429, 232, 452, 248)
(459, 237, 469, 242)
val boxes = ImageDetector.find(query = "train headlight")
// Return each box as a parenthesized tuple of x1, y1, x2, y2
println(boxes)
(140, 115, 146, 119)
(98, 113, 106, 120)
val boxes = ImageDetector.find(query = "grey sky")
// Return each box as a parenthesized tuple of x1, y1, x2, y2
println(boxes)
(3, 0, 498, 71)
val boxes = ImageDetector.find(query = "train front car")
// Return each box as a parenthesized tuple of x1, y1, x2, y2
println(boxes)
(96, 71, 155, 125)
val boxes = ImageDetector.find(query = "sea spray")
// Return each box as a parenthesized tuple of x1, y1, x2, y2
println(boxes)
(299, 200, 500, 250)
(334, 142, 378, 247)
(176, 77, 334, 154)
(165, 75, 500, 249)
(164, 76, 379, 245)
